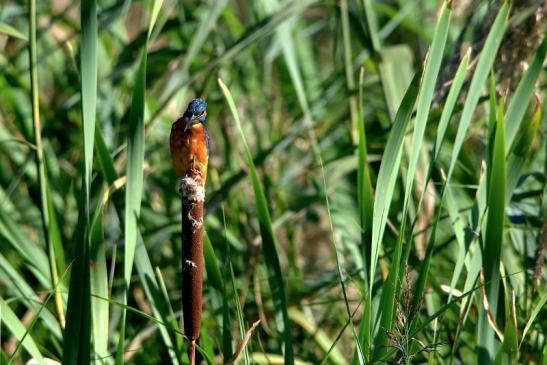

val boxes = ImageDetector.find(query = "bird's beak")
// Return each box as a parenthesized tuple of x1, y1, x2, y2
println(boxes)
(184, 115, 198, 131)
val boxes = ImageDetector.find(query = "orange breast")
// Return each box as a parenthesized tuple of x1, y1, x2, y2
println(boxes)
(170, 118, 208, 182)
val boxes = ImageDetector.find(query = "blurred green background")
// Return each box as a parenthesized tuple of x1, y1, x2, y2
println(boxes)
(0, 0, 545, 364)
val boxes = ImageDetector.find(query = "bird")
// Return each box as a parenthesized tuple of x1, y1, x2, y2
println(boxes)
(170, 98, 209, 182)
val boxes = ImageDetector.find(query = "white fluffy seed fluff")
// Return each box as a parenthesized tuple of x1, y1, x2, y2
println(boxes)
(185, 259, 197, 268)
(189, 215, 203, 232)
(179, 176, 205, 202)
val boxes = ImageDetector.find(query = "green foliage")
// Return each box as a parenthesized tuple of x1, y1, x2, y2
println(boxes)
(0, 0, 545, 364)
(219, 78, 293, 364)
(63, 0, 97, 362)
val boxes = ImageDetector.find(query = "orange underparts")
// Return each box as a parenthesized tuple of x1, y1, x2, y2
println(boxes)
(170, 118, 208, 182)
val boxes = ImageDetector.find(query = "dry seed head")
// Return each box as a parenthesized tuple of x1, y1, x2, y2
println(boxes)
(179, 176, 205, 202)
(497, 1, 546, 92)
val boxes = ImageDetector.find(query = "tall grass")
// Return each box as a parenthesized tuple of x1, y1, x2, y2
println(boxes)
(0, 0, 545, 364)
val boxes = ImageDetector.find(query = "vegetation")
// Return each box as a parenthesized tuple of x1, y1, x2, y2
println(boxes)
(0, 0, 545, 364)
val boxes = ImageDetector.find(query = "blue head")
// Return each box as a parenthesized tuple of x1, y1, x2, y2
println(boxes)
(184, 98, 207, 123)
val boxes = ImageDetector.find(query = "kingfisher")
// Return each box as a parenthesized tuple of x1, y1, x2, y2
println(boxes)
(170, 98, 209, 182)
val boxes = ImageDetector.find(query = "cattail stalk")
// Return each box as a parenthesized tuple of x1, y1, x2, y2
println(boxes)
(180, 172, 205, 364)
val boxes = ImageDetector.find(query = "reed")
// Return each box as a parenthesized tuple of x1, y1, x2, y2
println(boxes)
(180, 174, 205, 364)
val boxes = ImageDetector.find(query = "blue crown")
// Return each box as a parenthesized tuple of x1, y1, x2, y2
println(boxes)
(187, 98, 207, 116)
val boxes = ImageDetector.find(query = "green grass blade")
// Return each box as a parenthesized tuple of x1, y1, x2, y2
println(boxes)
(402, 2, 450, 211)
(433, 10, 510, 348)
(0, 254, 62, 339)
(86, 66, 180, 364)
(134, 232, 182, 364)
(478, 96, 506, 364)
(155, 266, 185, 355)
(352, 68, 375, 364)
(433, 50, 470, 159)
(63, 0, 97, 362)
(0, 205, 50, 287)
(444, 186, 469, 300)
(374, 5, 451, 357)
(94, 124, 118, 185)
(360, 66, 422, 362)
(430, 53, 471, 303)
(350, 47, 374, 311)
(445, 2, 508, 183)
(80, 0, 98, 204)
(379, 45, 414, 120)
(493, 286, 518, 364)
(6, 267, 70, 365)
(63, 194, 92, 364)
(372, 232, 403, 361)
(219, 78, 294, 364)
(341, 0, 359, 142)
(203, 233, 225, 293)
(91, 126, 122, 363)
(486, 71, 498, 189)
(92, 294, 182, 335)
(45, 183, 66, 280)
(505, 37, 547, 150)
(449, 15, 543, 354)
(506, 100, 542, 202)
(118, 1, 164, 361)
(90, 167, 182, 362)
(0, 22, 28, 41)
(357, 68, 374, 287)
(89, 193, 110, 363)
(519, 293, 547, 349)
(28, 0, 65, 331)
(398, 0, 451, 291)
(123, 0, 164, 293)
(1, 297, 46, 365)
(369, 66, 422, 287)
(228, 256, 250, 365)
(354, 68, 423, 359)
(361, 0, 381, 52)
(204, 231, 232, 360)
(410, 49, 470, 312)
(122, 43, 147, 293)
(123, 43, 148, 290)
(460, 21, 545, 315)
(469, 37, 546, 230)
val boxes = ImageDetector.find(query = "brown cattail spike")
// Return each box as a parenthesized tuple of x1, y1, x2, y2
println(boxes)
(180, 175, 205, 343)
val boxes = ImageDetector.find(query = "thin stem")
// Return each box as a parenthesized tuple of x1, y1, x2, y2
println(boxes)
(28, 0, 65, 328)
(189, 340, 196, 365)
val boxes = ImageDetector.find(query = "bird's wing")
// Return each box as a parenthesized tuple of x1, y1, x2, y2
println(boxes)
(205, 124, 210, 155)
